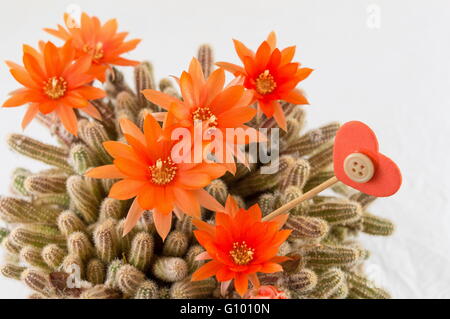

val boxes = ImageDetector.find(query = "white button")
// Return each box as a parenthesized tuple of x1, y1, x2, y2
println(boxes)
(343, 153, 374, 183)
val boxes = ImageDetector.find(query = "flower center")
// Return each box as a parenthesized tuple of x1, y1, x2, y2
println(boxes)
(255, 70, 277, 95)
(83, 42, 104, 61)
(192, 107, 218, 128)
(43, 76, 67, 99)
(149, 158, 177, 185)
(230, 241, 255, 265)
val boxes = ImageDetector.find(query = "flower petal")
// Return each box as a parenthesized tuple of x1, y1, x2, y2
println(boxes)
(191, 260, 222, 281)
(122, 198, 144, 236)
(85, 165, 127, 179)
(153, 210, 173, 241)
(109, 179, 147, 200)
(55, 104, 78, 136)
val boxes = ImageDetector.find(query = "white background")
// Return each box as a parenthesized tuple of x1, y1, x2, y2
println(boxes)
(0, 0, 449, 298)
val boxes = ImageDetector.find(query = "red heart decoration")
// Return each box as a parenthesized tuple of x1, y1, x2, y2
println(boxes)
(333, 121, 402, 197)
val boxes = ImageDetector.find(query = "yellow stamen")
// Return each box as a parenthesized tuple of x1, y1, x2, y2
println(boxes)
(192, 107, 218, 128)
(83, 42, 104, 61)
(43, 76, 67, 100)
(149, 158, 177, 185)
(230, 241, 255, 265)
(255, 69, 277, 95)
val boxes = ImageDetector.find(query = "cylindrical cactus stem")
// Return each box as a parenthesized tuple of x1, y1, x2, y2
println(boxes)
(7, 134, 72, 172)
(83, 174, 105, 204)
(170, 278, 216, 299)
(303, 171, 335, 192)
(349, 192, 377, 209)
(308, 200, 362, 226)
(152, 257, 188, 282)
(66, 176, 100, 224)
(329, 282, 349, 299)
(115, 94, 137, 132)
(79, 121, 112, 164)
(21, 268, 53, 297)
(175, 215, 193, 238)
(304, 244, 360, 269)
(90, 99, 117, 135)
(128, 232, 154, 272)
(2, 237, 22, 255)
(285, 215, 329, 240)
(134, 280, 159, 299)
(80, 284, 122, 299)
(346, 271, 391, 299)
(115, 219, 137, 253)
(159, 78, 174, 92)
(278, 241, 291, 256)
(116, 91, 140, 116)
(116, 264, 146, 296)
(42, 244, 65, 270)
(35, 113, 77, 146)
(10, 168, 31, 196)
(278, 118, 301, 152)
(86, 258, 106, 285)
(197, 44, 214, 78)
(185, 245, 206, 274)
(307, 143, 334, 176)
(69, 143, 98, 175)
(134, 62, 156, 109)
(105, 67, 135, 98)
(258, 193, 277, 216)
(361, 212, 395, 236)
(34, 193, 70, 208)
(309, 267, 347, 299)
(93, 219, 120, 263)
(20, 246, 48, 269)
(10, 224, 66, 248)
(67, 232, 95, 261)
(0, 263, 26, 280)
(163, 230, 189, 257)
(231, 164, 281, 197)
(280, 186, 309, 216)
(139, 210, 156, 234)
(24, 174, 67, 195)
(259, 272, 285, 287)
(57, 210, 87, 236)
(205, 179, 228, 206)
(99, 198, 125, 221)
(104, 259, 124, 289)
(279, 159, 310, 191)
(0, 197, 59, 224)
(286, 268, 318, 294)
(331, 182, 354, 197)
(285, 122, 340, 156)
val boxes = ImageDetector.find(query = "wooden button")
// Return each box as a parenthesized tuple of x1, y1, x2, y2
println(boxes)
(343, 153, 374, 183)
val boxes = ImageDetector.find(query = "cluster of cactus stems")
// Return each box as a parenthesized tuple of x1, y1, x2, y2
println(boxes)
(0, 45, 395, 299)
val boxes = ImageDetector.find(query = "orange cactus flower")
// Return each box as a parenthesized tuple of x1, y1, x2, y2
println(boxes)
(2, 41, 105, 135)
(217, 32, 313, 130)
(45, 12, 141, 82)
(142, 58, 265, 174)
(191, 196, 291, 297)
(85, 114, 226, 240)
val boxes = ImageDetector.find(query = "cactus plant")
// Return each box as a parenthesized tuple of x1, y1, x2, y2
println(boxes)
(0, 18, 394, 299)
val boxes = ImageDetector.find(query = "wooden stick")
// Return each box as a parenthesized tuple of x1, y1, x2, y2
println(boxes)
(262, 176, 339, 222)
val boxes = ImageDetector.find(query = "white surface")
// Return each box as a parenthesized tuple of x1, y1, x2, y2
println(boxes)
(0, 0, 449, 299)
